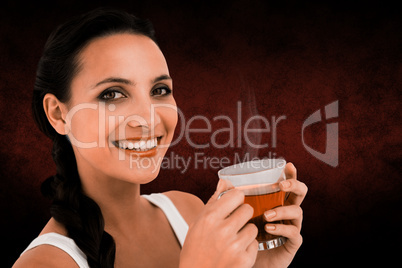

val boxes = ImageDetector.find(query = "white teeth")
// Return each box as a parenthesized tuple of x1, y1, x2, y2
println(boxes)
(118, 141, 127, 149)
(117, 138, 158, 151)
(128, 142, 134, 150)
(139, 141, 146, 150)
(134, 142, 140, 149)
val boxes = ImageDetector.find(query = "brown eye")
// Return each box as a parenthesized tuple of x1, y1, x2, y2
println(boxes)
(151, 87, 171, 96)
(99, 89, 126, 101)
(103, 91, 116, 99)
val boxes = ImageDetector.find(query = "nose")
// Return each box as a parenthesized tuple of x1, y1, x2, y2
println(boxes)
(126, 98, 161, 131)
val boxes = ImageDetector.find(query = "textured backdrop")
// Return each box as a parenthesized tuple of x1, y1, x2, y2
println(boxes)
(1, 0, 401, 266)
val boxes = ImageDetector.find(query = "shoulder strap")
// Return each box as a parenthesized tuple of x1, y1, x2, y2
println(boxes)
(21, 232, 89, 268)
(142, 193, 189, 247)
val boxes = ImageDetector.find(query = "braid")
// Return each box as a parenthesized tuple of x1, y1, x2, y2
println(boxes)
(42, 135, 115, 267)
(32, 8, 158, 266)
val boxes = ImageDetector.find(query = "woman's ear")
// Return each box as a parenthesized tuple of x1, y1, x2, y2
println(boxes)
(43, 93, 69, 135)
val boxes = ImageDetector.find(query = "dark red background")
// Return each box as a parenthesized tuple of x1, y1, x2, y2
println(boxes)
(1, 0, 401, 266)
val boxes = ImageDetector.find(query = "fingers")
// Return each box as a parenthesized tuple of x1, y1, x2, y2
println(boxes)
(208, 188, 245, 220)
(264, 223, 303, 251)
(245, 240, 259, 267)
(207, 179, 234, 205)
(284, 162, 297, 180)
(246, 238, 259, 255)
(262, 162, 305, 253)
(264, 205, 303, 230)
(225, 203, 254, 231)
(237, 223, 258, 247)
(236, 224, 259, 266)
(280, 179, 308, 206)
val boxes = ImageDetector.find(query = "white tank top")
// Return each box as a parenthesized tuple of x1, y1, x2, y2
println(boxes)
(20, 193, 189, 268)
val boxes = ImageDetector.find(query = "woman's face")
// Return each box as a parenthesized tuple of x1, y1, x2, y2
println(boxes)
(63, 33, 177, 184)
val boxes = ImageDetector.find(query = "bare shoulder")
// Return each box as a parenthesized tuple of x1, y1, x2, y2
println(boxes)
(13, 218, 77, 267)
(163, 191, 205, 225)
(13, 244, 79, 268)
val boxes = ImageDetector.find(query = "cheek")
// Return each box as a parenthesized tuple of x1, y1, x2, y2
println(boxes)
(67, 107, 101, 145)
(159, 106, 178, 140)
(68, 107, 119, 173)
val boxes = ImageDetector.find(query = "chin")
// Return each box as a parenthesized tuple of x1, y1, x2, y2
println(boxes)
(108, 153, 163, 185)
(130, 165, 162, 185)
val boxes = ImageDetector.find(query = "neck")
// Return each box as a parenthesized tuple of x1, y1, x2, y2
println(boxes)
(77, 162, 146, 235)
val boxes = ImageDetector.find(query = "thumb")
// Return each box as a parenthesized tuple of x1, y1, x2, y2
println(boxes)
(207, 179, 234, 205)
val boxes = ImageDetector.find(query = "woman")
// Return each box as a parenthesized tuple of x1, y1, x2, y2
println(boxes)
(13, 8, 307, 267)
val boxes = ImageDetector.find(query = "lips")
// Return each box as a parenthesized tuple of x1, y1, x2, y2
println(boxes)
(112, 136, 162, 152)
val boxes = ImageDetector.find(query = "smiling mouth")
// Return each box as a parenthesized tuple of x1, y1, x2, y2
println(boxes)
(112, 136, 162, 152)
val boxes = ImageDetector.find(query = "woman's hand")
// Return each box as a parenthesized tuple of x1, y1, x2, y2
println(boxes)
(180, 179, 259, 268)
(254, 162, 308, 268)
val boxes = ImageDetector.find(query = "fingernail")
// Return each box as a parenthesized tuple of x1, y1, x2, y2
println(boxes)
(265, 224, 276, 231)
(264, 210, 276, 220)
(280, 180, 290, 188)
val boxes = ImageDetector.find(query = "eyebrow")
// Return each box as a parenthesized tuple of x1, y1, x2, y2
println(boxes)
(92, 77, 134, 89)
(92, 75, 172, 89)
(153, 74, 172, 83)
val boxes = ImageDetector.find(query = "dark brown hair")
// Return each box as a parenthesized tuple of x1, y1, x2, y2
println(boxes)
(32, 7, 157, 267)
